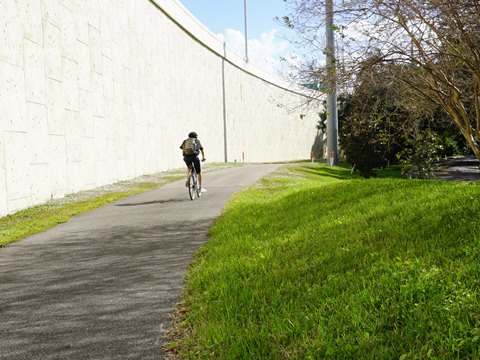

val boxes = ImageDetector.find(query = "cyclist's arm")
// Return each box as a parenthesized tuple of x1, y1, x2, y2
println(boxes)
(200, 149, 206, 161)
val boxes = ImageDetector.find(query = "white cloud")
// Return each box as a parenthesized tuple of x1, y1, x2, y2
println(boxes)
(216, 29, 245, 55)
(216, 28, 292, 77)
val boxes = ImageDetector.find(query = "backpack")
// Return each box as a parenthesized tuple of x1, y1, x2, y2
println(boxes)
(183, 138, 197, 155)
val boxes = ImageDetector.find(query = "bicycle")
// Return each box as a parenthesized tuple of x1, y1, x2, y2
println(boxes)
(187, 165, 201, 200)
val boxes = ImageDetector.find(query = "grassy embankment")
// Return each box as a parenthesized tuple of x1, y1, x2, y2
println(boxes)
(171, 163, 480, 359)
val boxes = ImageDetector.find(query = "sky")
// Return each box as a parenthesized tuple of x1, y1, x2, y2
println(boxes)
(177, 0, 299, 78)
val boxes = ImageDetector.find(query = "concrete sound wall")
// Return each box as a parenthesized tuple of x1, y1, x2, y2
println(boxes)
(0, 0, 321, 216)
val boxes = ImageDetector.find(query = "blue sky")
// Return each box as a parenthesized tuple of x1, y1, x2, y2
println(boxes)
(178, 0, 288, 39)
(178, 0, 299, 77)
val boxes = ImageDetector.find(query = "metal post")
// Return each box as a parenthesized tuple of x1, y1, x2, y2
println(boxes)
(326, 0, 339, 165)
(243, 0, 249, 63)
(222, 42, 228, 162)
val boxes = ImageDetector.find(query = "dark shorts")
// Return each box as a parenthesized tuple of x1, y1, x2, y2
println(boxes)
(184, 155, 201, 174)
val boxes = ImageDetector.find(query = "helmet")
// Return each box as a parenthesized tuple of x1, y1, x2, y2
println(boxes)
(188, 132, 198, 138)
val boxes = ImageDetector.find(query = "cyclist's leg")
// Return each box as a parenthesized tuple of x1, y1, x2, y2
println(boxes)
(193, 157, 206, 192)
(184, 157, 194, 186)
(193, 157, 202, 188)
(184, 156, 195, 171)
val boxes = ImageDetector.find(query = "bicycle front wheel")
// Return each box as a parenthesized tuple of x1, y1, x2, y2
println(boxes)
(188, 173, 197, 200)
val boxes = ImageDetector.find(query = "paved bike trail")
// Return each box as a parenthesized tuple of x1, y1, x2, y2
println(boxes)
(0, 164, 281, 360)
(435, 155, 480, 181)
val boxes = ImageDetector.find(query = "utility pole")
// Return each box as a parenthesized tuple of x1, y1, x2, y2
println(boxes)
(222, 42, 228, 162)
(325, 0, 339, 165)
(243, 0, 249, 63)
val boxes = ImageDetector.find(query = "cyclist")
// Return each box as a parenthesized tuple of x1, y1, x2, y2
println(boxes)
(180, 131, 206, 193)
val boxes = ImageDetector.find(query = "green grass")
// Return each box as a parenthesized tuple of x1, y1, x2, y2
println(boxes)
(171, 163, 480, 359)
(0, 175, 183, 247)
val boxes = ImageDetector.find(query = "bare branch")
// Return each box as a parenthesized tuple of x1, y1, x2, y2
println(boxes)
(282, 0, 480, 159)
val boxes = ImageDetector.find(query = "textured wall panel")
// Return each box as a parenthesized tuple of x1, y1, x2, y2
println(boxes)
(78, 89, 94, 137)
(20, 0, 44, 45)
(88, 25, 102, 74)
(45, 77, 65, 135)
(0, 0, 321, 217)
(48, 134, 68, 198)
(41, 0, 62, 28)
(43, 19, 62, 81)
(5, 131, 29, 202)
(24, 38, 46, 103)
(60, 5, 77, 61)
(77, 40, 91, 91)
(65, 110, 81, 162)
(29, 163, 51, 204)
(63, 57, 79, 111)
(0, 62, 26, 132)
(27, 102, 49, 165)
(0, 0, 23, 66)
(80, 136, 96, 190)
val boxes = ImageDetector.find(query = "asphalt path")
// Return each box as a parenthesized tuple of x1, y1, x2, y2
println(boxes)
(0, 164, 281, 360)
(435, 155, 480, 181)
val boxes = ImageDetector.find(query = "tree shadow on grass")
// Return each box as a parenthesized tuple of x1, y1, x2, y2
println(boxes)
(294, 163, 360, 181)
(372, 165, 405, 180)
(294, 163, 405, 181)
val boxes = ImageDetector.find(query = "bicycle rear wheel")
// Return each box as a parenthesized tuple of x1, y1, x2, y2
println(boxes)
(188, 173, 197, 200)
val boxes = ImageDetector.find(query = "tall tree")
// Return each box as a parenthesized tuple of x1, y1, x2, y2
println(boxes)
(331, 60, 453, 178)
(282, 0, 480, 160)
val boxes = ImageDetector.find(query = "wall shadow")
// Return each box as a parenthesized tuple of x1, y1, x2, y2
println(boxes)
(311, 129, 326, 161)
